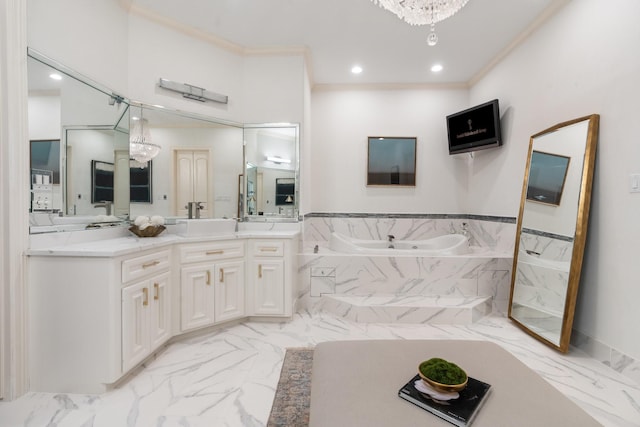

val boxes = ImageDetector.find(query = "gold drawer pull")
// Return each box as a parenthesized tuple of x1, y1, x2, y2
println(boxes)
(258, 264, 262, 278)
(154, 283, 159, 300)
(142, 260, 160, 268)
(260, 247, 278, 252)
(143, 287, 149, 306)
(206, 270, 211, 286)
(206, 250, 224, 255)
(220, 268, 224, 283)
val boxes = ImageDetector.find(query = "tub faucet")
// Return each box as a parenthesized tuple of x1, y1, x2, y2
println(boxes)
(387, 234, 395, 249)
(94, 201, 112, 215)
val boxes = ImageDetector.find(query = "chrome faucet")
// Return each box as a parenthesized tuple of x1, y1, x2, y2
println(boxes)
(186, 202, 204, 219)
(387, 234, 395, 249)
(94, 200, 112, 215)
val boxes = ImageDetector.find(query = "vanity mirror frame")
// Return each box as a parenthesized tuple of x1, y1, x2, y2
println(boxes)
(508, 114, 599, 353)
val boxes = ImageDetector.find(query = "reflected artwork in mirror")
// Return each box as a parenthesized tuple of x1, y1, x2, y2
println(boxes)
(526, 151, 570, 206)
(509, 114, 599, 352)
(243, 124, 299, 220)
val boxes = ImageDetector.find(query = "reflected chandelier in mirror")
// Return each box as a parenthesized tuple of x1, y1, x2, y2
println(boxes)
(509, 114, 599, 353)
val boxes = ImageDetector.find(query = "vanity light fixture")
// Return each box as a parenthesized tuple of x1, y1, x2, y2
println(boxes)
(267, 156, 291, 164)
(370, 0, 470, 46)
(431, 64, 443, 72)
(129, 109, 161, 167)
(351, 65, 363, 74)
(158, 78, 228, 104)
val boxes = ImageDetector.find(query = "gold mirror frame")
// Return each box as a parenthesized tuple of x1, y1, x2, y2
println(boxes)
(508, 114, 599, 353)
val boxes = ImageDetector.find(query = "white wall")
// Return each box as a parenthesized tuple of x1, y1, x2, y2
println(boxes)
(27, 0, 129, 94)
(470, 0, 640, 361)
(310, 87, 469, 213)
(27, 95, 60, 140)
(126, 13, 244, 122)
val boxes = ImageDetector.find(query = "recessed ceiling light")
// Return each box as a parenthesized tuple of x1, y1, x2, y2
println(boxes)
(351, 65, 363, 74)
(49, 73, 62, 80)
(431, 64, 443, 73)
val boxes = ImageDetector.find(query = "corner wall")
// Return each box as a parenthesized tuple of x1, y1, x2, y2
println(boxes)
(470, 0, 640, 367)
(310, 86, 469, 214)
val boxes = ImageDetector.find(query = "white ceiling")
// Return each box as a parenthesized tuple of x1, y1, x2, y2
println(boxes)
(129, 0, 568, 86)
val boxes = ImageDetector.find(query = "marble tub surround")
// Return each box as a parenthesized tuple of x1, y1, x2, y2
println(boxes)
(302, 213, 517, 253)
(297, 247, 513, 315)
(0, 312, 638, 427)
(520, 228, 574, 263)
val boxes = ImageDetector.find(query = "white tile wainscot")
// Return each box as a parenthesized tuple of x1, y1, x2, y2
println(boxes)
(26, 226, 299, 394)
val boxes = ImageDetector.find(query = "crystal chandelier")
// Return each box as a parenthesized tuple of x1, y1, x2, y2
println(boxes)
(129, 110, 160, 167)
(370, 0, 470, 46)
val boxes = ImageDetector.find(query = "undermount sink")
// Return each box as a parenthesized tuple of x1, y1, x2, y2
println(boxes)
(175, 218, 236, 236)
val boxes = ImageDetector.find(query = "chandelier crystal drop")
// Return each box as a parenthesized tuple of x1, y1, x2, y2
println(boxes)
(129, 115, 161, 167)
(370, 0, 470, 46)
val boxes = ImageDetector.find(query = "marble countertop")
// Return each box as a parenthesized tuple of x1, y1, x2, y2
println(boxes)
(26, 230, 300, 258)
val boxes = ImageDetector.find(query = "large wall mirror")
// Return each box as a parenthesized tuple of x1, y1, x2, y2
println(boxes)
(27, 49, 298, 233)
(509, 114, 599, 352)
(27, 49, 130, 232)
(127, 104, 244, 220)
(243, 124, 299, 221)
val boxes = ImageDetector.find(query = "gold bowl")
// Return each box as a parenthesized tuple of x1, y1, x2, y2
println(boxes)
(418, 359, 468, 393)
(129, 225, 166, 238)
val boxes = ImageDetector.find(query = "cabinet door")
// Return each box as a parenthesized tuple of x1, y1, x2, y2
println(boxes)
(252, 258, 285, 315)
(149, 271, 171, 349)
(181, 263, 215, 331)
(214, 260, 245, 323)
(122, 281, 151, 372)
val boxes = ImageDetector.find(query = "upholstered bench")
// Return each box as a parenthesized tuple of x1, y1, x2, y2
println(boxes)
(309, 340, 601, 426)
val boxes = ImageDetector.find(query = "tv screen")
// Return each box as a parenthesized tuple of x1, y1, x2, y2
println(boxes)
(446, 99, 502, 155)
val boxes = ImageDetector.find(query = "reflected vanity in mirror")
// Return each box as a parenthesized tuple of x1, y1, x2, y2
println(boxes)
(509, 114, 599, 352)
(243, 124, 299, 221)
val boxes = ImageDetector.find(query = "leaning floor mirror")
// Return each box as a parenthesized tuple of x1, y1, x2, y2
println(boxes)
(509, 114, 599, 353)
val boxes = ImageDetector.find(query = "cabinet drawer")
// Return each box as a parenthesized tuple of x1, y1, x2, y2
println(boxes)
(122, 250, 171, 283)
(250, 240, 284, 257)
(180, 241, 245, 264)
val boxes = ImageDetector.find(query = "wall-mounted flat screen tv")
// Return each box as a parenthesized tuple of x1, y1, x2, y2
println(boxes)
(446, 99, 502, 155)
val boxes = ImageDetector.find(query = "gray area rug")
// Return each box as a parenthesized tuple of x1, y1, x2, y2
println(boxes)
(267, 348, 314, 427)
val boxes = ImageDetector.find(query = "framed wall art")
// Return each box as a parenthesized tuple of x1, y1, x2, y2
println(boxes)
(367, 136, 416, 186)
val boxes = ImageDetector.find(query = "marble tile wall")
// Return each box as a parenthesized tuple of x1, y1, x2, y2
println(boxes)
(297, 214, 516, 314)
(301, 214, 517, 253)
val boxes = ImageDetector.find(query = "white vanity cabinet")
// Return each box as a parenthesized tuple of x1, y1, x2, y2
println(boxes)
(248, 238, 297, 317)
(179, 240, 245, 332)
(121, 250, 172, 372)
(28, 246, 173, 393)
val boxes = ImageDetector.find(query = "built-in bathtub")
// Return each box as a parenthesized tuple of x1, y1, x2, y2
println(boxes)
(329, 232, 470, 256)
(298, 228, 514, 324)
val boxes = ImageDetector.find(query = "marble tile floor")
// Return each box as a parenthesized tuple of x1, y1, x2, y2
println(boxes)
(1, 311, 639, 427)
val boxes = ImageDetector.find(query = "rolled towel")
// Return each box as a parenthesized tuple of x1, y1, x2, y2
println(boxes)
(150, 215, 165, 226)
(134, 216, 150, 227)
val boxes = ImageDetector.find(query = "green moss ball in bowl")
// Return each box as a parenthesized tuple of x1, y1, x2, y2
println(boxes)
(418, 357, 468, 392)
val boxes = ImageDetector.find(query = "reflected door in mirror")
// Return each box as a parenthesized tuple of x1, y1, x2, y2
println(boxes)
(175, 150, 210, 218)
